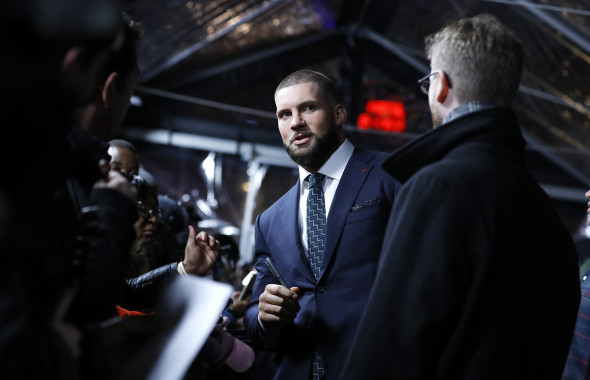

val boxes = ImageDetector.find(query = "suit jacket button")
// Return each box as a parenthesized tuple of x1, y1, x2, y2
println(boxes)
(316, 286, 325, 293)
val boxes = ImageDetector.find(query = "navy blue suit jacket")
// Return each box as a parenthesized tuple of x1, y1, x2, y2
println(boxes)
(243, 146, 402, 380)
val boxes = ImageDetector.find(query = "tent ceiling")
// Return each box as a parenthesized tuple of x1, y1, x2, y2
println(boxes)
(120, 0, 590, 210)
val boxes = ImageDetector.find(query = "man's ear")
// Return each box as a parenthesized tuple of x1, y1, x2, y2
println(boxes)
(62, 47, 81, 74)
(335, 104, 346, 125)
(436, 71, 450, 103)
(101, 72, 119, 108)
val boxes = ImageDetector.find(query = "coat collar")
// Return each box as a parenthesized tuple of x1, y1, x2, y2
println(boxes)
(381, 107, 525, 183)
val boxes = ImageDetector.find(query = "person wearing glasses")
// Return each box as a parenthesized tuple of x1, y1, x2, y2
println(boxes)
(115, 177, 221, 313)
(117, 175, 218, 308)
(340, 14, 580, 380)
(127, 177, 165, 278)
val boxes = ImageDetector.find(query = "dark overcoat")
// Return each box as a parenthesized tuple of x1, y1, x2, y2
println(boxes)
(341, 107, 580, 380)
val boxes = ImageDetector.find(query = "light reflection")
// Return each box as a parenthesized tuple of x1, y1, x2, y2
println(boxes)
(237, 23, 250, 33)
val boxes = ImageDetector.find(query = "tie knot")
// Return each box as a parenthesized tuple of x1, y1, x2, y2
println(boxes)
(308, 173, 325, 188)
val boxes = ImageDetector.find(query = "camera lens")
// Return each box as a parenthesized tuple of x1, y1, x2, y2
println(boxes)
(130, 174, 145, 188)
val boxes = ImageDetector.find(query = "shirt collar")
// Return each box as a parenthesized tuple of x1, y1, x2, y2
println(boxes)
(298, 138, 354, 185)
(443, 102, 496, 124)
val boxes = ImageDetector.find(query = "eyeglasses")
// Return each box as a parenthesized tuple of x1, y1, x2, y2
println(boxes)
(137, 202, 164, 220)
(418, 71, 440, 95)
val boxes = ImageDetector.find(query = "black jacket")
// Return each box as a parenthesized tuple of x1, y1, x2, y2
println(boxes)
(63, 126, 138, 325)
(65, 127, 181, 320)
(341, 107, 580, 380)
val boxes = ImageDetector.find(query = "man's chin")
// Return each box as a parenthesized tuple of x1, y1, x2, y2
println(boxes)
(288, 151, 309, 166)
(283, 128, 339, 169)
(286, 141, 312, 156)
(286, 148, 315, 168)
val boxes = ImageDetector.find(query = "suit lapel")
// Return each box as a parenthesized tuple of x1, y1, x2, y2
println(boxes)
(320, 148, 376, 279)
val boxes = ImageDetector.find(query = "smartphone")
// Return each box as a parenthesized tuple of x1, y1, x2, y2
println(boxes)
(238, 270, 257, 301)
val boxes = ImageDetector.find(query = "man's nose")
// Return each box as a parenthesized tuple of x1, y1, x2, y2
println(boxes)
(290, 113, 304, 129)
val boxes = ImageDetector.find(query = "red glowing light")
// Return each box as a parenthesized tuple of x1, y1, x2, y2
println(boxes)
(356, 99, 406, 133)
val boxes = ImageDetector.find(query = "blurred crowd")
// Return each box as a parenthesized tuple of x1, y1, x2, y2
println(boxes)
(2, 2, 589, 380)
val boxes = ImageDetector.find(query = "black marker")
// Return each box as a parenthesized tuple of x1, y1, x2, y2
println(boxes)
(265, 257, 289, 288)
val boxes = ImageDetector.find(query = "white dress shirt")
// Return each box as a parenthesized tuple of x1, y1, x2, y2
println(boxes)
(298, 139, 354, 255)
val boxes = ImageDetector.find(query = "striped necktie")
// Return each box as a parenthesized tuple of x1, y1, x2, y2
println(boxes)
(307, 172, 326, 280)
(306, 172, 326, 380)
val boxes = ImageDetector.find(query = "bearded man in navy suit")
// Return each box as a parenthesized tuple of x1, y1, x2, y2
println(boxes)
(243, 70, 402, 380)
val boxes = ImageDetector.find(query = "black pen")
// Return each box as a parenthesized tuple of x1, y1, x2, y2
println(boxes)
(265, 257, 289, 288)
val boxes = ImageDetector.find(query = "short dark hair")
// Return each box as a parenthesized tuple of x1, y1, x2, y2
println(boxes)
(108, 138, 138, 155)
(425, 14, 523, 106)
(275, 70, 341, 105)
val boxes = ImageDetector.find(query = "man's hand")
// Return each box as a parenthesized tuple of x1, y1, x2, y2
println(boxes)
(258, 284, 300, 330)
(229, 290, 250, 316)
(182, 225, 220, 276)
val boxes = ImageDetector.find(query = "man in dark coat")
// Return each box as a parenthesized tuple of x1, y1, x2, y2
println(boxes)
(341, 14, 580, 380)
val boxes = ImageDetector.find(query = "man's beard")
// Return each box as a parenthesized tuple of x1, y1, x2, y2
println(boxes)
(283, 127, 341, 170)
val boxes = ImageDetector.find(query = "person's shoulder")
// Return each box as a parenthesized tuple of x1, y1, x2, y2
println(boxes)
(353, 148, 400, 182)
(350, 146, 390, 164)
(343, 147, 403, 195)
(401, 162, 477, 202)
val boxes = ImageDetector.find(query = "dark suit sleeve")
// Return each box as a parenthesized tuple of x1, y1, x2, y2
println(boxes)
(243, 214, 277, 348)
(244, 214, 311, 352)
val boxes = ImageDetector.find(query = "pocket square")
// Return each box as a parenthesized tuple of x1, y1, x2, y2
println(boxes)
(351, 197, 381, 212)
